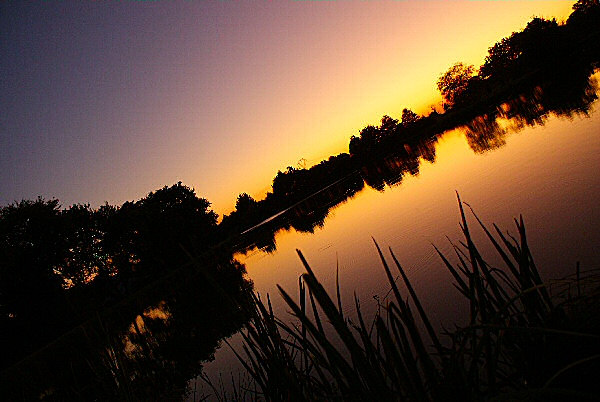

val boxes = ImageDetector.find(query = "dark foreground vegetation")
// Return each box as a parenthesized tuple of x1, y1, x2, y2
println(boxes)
(1, 0, 599, 399)
(227, 197, 600, 401)
(0, 184, 254, 399)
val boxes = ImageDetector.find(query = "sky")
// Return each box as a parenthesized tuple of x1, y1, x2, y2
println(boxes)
(0, 0, 575, 217)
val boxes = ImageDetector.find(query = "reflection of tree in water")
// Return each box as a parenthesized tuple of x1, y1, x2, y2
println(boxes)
(290, 175, 365, 233)
(114, 260, 251, 400)
(500, 88, 547, 128)
(541, 66, 598, 117)
(225, 33, 600, 252)
(238, 58, 599, 250)
(234, 137, 440, 253)
(361, 138, 438, 191)
(235, 175, 365, 252)
(0, 183, 253, 400)
(2, 258, 253, 400)
(416, 139, 438, 164)
(463, 67, 598, 154)
(3, 4, 600, 398)
(361, 160, 405, 192)
(464, 114, 507, 154)
(225, 28, 599, 251)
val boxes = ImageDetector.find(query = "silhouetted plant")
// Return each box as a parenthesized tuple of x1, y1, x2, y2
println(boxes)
(437, 62, 476, 110)
(233, 197, 600, 401)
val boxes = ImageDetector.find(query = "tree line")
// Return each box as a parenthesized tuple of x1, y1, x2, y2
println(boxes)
(221, 0, 600, 248)
(1, 0, 599, 394)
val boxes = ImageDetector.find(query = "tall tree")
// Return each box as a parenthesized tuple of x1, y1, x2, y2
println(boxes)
(379, 115, 399, 137)
(401, 108, 420, 126)
(437, 62, 475, 109)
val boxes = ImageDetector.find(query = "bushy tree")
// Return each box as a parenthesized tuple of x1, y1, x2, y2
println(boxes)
(567, 0, 600, 59)
(401, 108, 420, 126)
(235, 192, 256, 213)
(0, 198, 74, 365)
(379, 115, 399, 137)
(115, 182, 218, 277)
(437, 62, 475, 109)
(0, 199, 65, 313)
(55, 204, 109, 287)
(480, 18, 560, 81)
(571, 0, 600, 16)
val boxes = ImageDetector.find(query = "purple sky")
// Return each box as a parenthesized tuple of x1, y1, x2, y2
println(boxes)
(1, 1, 573, 216)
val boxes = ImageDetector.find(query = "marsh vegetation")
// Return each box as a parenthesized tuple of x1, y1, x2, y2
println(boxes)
(226, 198, 600, 401)
(2, 1, 600, 399)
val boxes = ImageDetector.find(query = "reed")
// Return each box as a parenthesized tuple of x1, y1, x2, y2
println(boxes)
(232, 195, 600, 401)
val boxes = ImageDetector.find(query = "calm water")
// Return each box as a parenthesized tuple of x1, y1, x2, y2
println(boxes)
(7, 72, 597, 400)
(193, 100, 600, 398)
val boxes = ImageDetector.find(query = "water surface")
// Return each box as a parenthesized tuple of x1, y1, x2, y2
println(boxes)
(196, 97, 600, 397)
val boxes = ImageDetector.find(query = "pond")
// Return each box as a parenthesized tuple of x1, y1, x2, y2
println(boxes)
(192, 74, 600, 398)
(3, 70, 599, 402)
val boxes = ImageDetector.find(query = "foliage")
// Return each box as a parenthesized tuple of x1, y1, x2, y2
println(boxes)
(236, 193, 258, 214)
(437, 62, 476, 109)
(570, 0, 600, 19)
(0, 182, 222, 371)
(401, 108, 419, 127)
(379, 115, 399, 137)
(3, 2, 600, 398)
(1, 256, 253, 400)
(222, 1, 600, 244)
(232, 197, 600, 401)
(479, 18, 560, 81)
(0, 198, 74, 363)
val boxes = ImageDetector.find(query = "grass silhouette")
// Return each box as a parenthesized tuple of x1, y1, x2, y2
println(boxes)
(227, 195, 600, 401)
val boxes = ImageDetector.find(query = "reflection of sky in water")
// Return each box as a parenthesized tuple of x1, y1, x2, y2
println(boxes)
(199, 103, 600, 386)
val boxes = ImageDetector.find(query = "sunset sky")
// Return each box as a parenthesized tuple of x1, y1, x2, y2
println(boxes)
(1, 1, 575, 217)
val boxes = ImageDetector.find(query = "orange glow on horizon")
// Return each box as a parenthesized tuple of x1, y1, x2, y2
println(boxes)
(1, 1, 577, 214)
(189, 1, 575, 218)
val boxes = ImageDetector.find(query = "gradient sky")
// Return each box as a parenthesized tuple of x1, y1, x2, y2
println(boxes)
(1, 1, 574, 217)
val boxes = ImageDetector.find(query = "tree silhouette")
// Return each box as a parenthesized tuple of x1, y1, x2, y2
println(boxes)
(111, 182, 219, 280)
(437, 62, 475, 109)
(55, 204, 110, 287)
(3, 3, 600, 395)
(570, 0, 600, 17)
(0, 198, 76, 365)
(401, 108, 420, 127)
(360, 125, 379, 142)
(480, 18, 560, 82)
(235, 192, 258, 214)
(379, 115, 399, 137)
